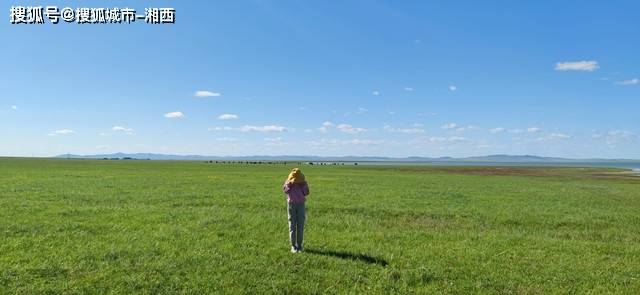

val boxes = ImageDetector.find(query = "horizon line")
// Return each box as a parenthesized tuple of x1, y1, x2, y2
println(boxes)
(3, 152, 639, 162)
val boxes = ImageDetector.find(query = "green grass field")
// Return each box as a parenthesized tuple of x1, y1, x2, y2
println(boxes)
(1, 158, 639, 294)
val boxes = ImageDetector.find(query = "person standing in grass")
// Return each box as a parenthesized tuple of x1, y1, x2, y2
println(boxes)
(283, 168, 309, 253)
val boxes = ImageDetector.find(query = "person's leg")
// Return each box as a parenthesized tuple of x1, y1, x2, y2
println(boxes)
(287, 203, 297, 251)
(296, 203, 305, 251)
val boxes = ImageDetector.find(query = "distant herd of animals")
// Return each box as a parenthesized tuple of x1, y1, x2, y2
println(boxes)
(95, 157, 358, 165)
(205, 161, 357, 166)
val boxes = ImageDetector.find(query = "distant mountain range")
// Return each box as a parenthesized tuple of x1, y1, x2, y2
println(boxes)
(55, 153, 640, 163)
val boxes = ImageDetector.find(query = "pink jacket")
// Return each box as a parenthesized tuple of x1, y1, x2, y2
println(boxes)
(283, 181, 309, 204)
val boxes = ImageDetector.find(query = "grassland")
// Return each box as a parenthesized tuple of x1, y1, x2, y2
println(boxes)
(1, 158, 639, 294)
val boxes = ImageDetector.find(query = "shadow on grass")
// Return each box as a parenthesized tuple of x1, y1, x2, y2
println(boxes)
(305, 248, 388, 267)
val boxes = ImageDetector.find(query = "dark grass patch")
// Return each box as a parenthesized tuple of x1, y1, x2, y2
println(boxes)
(26, 268, 69, 279)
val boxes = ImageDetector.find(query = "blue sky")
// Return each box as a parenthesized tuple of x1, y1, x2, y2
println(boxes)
(1, 1, 639, 158)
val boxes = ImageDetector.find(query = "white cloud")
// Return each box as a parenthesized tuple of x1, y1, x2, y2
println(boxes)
(11, 105, 17, 110)
(336, 124, 367, 134)
(317, 121, 334, 133)
(555, 60, 599, 72)
(550, 133, 570, 139)
(527, 127, 541, 133)
(398, 128, 424, 134)
(356, 107, 368, 114)
(404, 87, 414, 92)
(372, 90, 379, 96)
(615, 78, 639, 85)
(448, 136, 468, 143)
(216, 137, 238, 142)
(455, 125, 479, 132)
(489, 127, 506, 134)
(448, 85, 457, 92)
(441, 123, 458, 130)
(593, 130, 636, 145)
(418, 112, 438, 117)
(240, 125, 288, 132)
(164, 111, 184, 119)
(112, 126, 134, 135)
(194, 90, 221, 97)
(383, 125, 425, 134)
(429, 136, 469, 144)
(346, 139, 383, 145)
(209, 125, 289, 132)
(217, 113, 239, 120)
(305, 138, 384, 147)
(48, 129, 75, 136)
(208, 126, 233, 131)
(537, 133, 571, 142)
(605, 130, 635, 139)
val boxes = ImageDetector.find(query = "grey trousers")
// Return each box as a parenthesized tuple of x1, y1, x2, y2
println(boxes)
(287, 202, 305, 250)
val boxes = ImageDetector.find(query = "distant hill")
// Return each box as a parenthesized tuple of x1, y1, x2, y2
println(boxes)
(54, 153, 640, 163)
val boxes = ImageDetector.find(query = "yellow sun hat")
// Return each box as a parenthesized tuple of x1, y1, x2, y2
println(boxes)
(287, 168, 306, 183)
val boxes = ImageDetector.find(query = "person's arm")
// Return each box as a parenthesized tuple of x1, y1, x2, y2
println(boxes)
(303, 182, 310, 196)
(283, 181, 292, 193)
